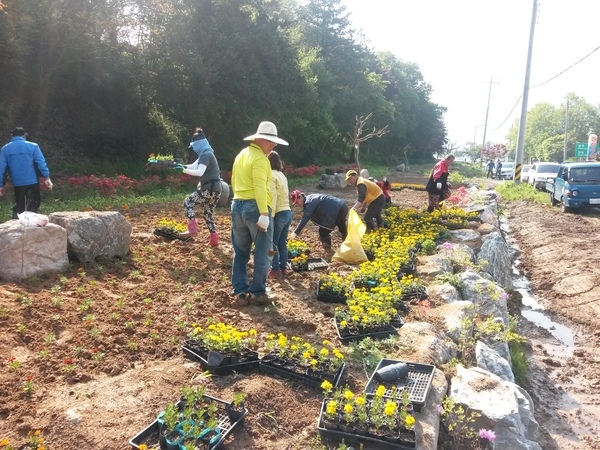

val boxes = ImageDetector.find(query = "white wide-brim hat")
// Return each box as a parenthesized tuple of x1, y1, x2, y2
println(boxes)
(244, 121, 289, 146)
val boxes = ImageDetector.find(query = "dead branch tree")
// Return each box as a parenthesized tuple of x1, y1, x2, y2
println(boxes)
(348, 113, 389, 172)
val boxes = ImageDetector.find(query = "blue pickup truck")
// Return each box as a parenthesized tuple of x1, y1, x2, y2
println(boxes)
(547, 162, 600, 213)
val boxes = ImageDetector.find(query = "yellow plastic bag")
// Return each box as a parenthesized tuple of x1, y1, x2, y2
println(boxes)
(332, 209, 368, 264)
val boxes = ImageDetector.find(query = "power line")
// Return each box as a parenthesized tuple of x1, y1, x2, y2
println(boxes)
(493, 43, 600, 131)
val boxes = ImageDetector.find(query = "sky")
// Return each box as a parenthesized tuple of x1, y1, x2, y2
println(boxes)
(341, 0, 600, 147)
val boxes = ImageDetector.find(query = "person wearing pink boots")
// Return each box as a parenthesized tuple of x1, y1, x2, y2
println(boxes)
(176, 127, 222, 246)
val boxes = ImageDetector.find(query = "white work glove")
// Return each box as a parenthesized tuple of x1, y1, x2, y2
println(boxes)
(257, 215, 269, 232)
(44, 178, 53, 191)
(290, 232, 297, 240)
(436, 182, 442, 190)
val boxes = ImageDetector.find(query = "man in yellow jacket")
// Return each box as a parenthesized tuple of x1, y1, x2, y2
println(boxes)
(345, 169, 385, 231)
(231, 121, 288, 306)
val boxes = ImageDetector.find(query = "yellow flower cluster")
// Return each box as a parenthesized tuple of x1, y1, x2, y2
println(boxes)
(323, 385, 415, 431)
(154, 217, 187, 233)
(147, 153, 175, 162)
(287, 239, 311, 254)
(319, 272, 348, 296)
(188, 320, 257, 353)
(266, 334, 344, 370)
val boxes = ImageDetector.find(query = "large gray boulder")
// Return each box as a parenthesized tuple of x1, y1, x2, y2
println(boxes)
(478, 231, 513, 290)
(317, 173, 347, 189)
(48, 211, 131, 262)
(450, 366, 540, 450)
(0, 220, 68, 281)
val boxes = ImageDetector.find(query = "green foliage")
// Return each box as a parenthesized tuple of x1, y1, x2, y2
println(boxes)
(0, 0, 448, 173)
(420, 239, 437, 255)
(509, 341, 529, 388)
(439, 395, 482, 449)
(434, 272, 465, 295)
(348, 336, 412, 374)
(495, 181, 549, 204)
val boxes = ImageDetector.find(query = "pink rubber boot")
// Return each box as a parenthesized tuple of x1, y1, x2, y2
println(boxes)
(179, 219, 198, 238)
(209, 232, 219, 247)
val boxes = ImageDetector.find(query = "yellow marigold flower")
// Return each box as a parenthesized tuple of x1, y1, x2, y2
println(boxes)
(326, 400, 338, 414)
(376, 385, 386, 397)
(344, 404, 354, 414)
(139, 445, 148, 450)
(343, 389, 354, 400)
(0, 439, 10, 446)
(310, 359, 318, 367)
(321, 380, 333, 392)
(404, 415, 416, 427)
(319, 348, 329, 357)
(356, 396, 366, 406)
(322, 339, 331, 346)
(384, 401, 397, 416)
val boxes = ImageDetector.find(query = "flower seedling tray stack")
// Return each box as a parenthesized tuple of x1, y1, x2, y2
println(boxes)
(259, 355, 345, 389)
(334, 318, 398, 344)
(399, 287, 428, 303)
(364, 359, 436, 412)
(182, 340, 260, 375)
(129, 395, 247, 450)
(288, 258, 329, 272)
(153, 228, 192, 242)
(316, 283, 347, 304)
(317, 400, 417, 450)
(144, 160, 178, 171)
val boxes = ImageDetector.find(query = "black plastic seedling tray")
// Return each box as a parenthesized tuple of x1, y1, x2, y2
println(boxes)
(364, 358, 436, 412)
(182, 344, 260, 375)
(129, 395, 246, 450)
(289, 257, 329, 272)
(334, 318, 398, 344)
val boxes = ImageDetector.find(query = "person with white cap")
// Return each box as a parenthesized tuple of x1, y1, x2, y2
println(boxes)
(174, 127, 222, 246)
(230, 121, 288, 306)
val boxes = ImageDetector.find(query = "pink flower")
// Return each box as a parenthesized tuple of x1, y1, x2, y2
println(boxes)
(479, 429, 496, 441)
(436, 405, 444, 415)
(441, 242, 453, 250)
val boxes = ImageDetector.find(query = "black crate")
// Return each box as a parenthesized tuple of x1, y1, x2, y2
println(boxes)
(316, 283, 347, 304)
(364, 359, 436, 412)
(334, 318, 398, 344)
(129, 395, 246, 450)
(153, 228, 192, 242)
(317, 400, 416, 450)
(182, 345, 260, 375)
(259, 356, 345, 389)
(288, 257, 329, 272)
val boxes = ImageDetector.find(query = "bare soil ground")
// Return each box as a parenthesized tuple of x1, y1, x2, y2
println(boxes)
(506, 200, 600, 450)
(1, 172, 599, 449)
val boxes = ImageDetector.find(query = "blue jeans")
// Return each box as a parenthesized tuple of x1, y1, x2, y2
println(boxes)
(271, 209, 292, 271)
(231, 199, 273, 296)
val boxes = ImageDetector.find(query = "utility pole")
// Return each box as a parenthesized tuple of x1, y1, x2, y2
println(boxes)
(514, 0, 538, 182)
(481, 76, 494, 156)
(563, 99, 569, 162)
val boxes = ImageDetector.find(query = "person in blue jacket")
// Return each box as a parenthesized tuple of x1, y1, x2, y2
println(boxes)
(289, 191, 348, 249)
(0, 127, 53, 219)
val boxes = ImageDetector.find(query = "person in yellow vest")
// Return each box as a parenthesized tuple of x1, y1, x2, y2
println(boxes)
(230, 121, 288, 306)
(345, 169, 385, 231)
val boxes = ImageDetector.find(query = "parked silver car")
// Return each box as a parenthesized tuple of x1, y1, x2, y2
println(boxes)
(528, 162, 560, 190)
(520, 164, 533, 182)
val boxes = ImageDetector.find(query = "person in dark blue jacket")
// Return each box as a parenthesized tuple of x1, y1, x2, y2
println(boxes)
(289, 191, 348, 248)
(0, 127, 52, 219)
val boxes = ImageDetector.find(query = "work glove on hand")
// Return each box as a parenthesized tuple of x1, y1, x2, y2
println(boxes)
(436, 182, 442, 190)
(289, 232, 297, 240)
(172, 164, 186, 174)
(257, 215, 269, 232)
